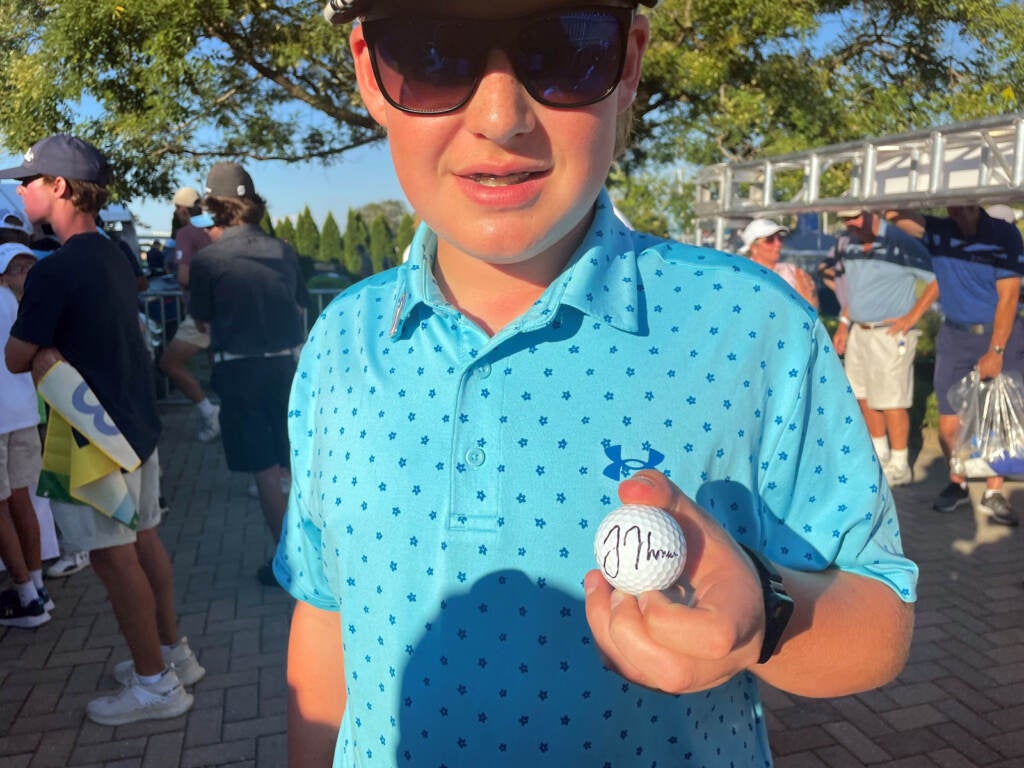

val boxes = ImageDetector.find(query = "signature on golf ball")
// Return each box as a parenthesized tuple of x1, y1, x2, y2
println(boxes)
(594, 504, 687, 595)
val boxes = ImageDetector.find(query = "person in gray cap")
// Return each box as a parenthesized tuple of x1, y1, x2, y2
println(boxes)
(158, 186, 218, 442)
(1, 134, 203, 725)
(188, 162, 307, 587)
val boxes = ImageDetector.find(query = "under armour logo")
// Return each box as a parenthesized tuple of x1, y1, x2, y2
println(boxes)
(603, 445, 665, 481)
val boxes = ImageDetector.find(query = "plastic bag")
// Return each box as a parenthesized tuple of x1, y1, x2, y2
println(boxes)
(948, 370, 1024, 478)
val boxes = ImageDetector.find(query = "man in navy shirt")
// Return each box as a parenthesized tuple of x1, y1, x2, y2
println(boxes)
(891, 204, 1024, 525)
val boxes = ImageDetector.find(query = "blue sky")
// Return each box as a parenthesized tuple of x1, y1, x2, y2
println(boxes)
(2, 140, 408, 239)
(131, 142, 408, 237)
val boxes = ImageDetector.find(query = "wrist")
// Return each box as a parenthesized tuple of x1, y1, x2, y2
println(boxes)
(738, 544, 794, 664)
(990, 345, 1005, 355)
(838, 316, 851, 328)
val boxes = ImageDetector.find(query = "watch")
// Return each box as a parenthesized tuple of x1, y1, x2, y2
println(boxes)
(739, 544, 794, 664)
(991, 345, 1005, 355)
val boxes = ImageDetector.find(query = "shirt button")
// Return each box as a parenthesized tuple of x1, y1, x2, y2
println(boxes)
(476, 364, 491, 379)
(466, 448, 486, 467)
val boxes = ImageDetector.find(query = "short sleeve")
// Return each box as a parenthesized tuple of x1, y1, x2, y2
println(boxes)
(757, 322, 918, 601)
(10, 262, 63, 347)
(272, 335, 340, 610)
(187, 255, 212, 321)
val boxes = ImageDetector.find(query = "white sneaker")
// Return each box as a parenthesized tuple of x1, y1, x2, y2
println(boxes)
(45, 551, 90, 578)
(884, 463, 913, 487)
(86, 669, 194, 726)
(113, 637, 206, 687)
(197, 405, 220, 443)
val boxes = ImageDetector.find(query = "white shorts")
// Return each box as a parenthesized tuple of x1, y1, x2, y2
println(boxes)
(0, 426, 42, 500)
(172, 315, 211, 349)
(844, 325, 920, 410)
(50, 450, 161, 552)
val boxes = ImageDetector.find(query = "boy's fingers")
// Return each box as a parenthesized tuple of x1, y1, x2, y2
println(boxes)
(584, 571, 646, 681)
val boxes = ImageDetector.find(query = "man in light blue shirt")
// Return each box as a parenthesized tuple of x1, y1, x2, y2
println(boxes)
(830, 210, 934, 487)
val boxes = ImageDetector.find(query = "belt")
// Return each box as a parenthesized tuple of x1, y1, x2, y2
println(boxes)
(944, 319, 992, 335)
(854, 321, 891, 330)
(212, 349, 293, 363)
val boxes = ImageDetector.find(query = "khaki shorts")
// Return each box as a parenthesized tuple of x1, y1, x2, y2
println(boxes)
(50, 450, 161, 552)
(0, 426, 42, 500)
(844, 325, 920, 410)
(172, 315, 210, 349)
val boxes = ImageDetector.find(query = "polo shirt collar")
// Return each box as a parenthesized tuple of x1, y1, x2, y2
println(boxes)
(388, 190, 642, 339)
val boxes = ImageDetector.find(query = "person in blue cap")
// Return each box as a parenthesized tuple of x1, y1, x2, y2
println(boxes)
(1, 135, 204, 725)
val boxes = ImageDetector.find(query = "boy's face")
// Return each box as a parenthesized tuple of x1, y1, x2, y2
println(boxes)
(17, 176, 57, 225)
(0, 255, 36, 297)
(351, 2, 650, 268)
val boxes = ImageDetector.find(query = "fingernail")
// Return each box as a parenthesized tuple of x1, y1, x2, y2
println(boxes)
(609, 590, 624, 610)
(631, 473, 656, 488)
(584, 572, 598, 596)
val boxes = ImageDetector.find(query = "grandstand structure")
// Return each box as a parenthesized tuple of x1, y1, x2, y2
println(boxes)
(693, 114, 1024, 250)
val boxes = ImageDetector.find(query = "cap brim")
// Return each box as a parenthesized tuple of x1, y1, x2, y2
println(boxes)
(190, 213, 215, 228)
(0, 165, 33, 180)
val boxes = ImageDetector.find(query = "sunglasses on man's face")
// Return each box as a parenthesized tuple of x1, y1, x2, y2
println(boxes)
(759, 233, 784, 245)
(361, 6, 633, 115)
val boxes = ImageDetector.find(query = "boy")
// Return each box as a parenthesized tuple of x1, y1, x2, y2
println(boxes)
(0, 243, 51, 628)
(1, 135, 203, 725)
(275, 2, 918, 766)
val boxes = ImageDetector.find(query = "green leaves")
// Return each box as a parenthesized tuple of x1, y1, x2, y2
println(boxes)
(0, 0, 1018, 216)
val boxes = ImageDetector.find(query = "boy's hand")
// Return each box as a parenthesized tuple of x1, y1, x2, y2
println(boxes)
(31, 347, 64, 384)
(584, 470, 765, 693)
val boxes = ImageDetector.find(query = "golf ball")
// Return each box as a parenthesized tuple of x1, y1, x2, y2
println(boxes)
(593, 504, 687, 595)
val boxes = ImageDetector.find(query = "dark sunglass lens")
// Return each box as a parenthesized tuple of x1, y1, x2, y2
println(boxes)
(367, 20, 483, 114)
(517, 10, 627, 107)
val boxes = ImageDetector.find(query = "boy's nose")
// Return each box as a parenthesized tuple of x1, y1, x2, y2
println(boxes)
(462, 49, 536, 141)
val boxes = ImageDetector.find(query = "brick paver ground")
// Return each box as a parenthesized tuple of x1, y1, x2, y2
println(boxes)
(2, 406, 1022, 767)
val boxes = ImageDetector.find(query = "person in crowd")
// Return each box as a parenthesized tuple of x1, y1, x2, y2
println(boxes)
(145, 239, 166, 275)
(188, 162, 307, 587)
(0, 206, 33, 246)
(889, 204, 1024, 525)
(739, 218, 819, 308)
(2, 134, 203, 724)
(274, 2, 917, 766)
(0, 243, 51, 628)
(158, 187, 219, 442)
(829, 210, 934, 486)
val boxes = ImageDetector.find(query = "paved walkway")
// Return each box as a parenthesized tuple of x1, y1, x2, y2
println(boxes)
(1, 406, 1022, 767)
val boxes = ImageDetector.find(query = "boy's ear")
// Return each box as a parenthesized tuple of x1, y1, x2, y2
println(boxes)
(616, 13, 650, 114)
(350, 23, 391, 129)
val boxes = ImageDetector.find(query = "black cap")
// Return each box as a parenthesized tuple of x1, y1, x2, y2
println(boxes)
(324, 0, 659, 24)
(0, 135, 111, 186)
(205, 162, 256, 199)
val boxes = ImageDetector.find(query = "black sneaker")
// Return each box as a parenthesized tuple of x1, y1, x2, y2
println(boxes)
(979, 492, 1020, 526)
(933, 482, 970, 513)
(37, 585, 55, 612)
(0, 590, 51, 629)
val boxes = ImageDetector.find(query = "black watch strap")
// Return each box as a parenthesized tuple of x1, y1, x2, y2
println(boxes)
(739, 544, 795, 664)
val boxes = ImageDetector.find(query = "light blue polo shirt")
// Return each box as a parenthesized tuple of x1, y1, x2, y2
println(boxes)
(275, 191, 918, 768)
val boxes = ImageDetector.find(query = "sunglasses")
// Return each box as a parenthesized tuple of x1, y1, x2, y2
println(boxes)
(361, 6, 634, 115)
(759, 233, 784, 245)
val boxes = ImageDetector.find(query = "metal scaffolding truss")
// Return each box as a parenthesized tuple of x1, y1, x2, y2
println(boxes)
(693, 114, 1024, 247)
